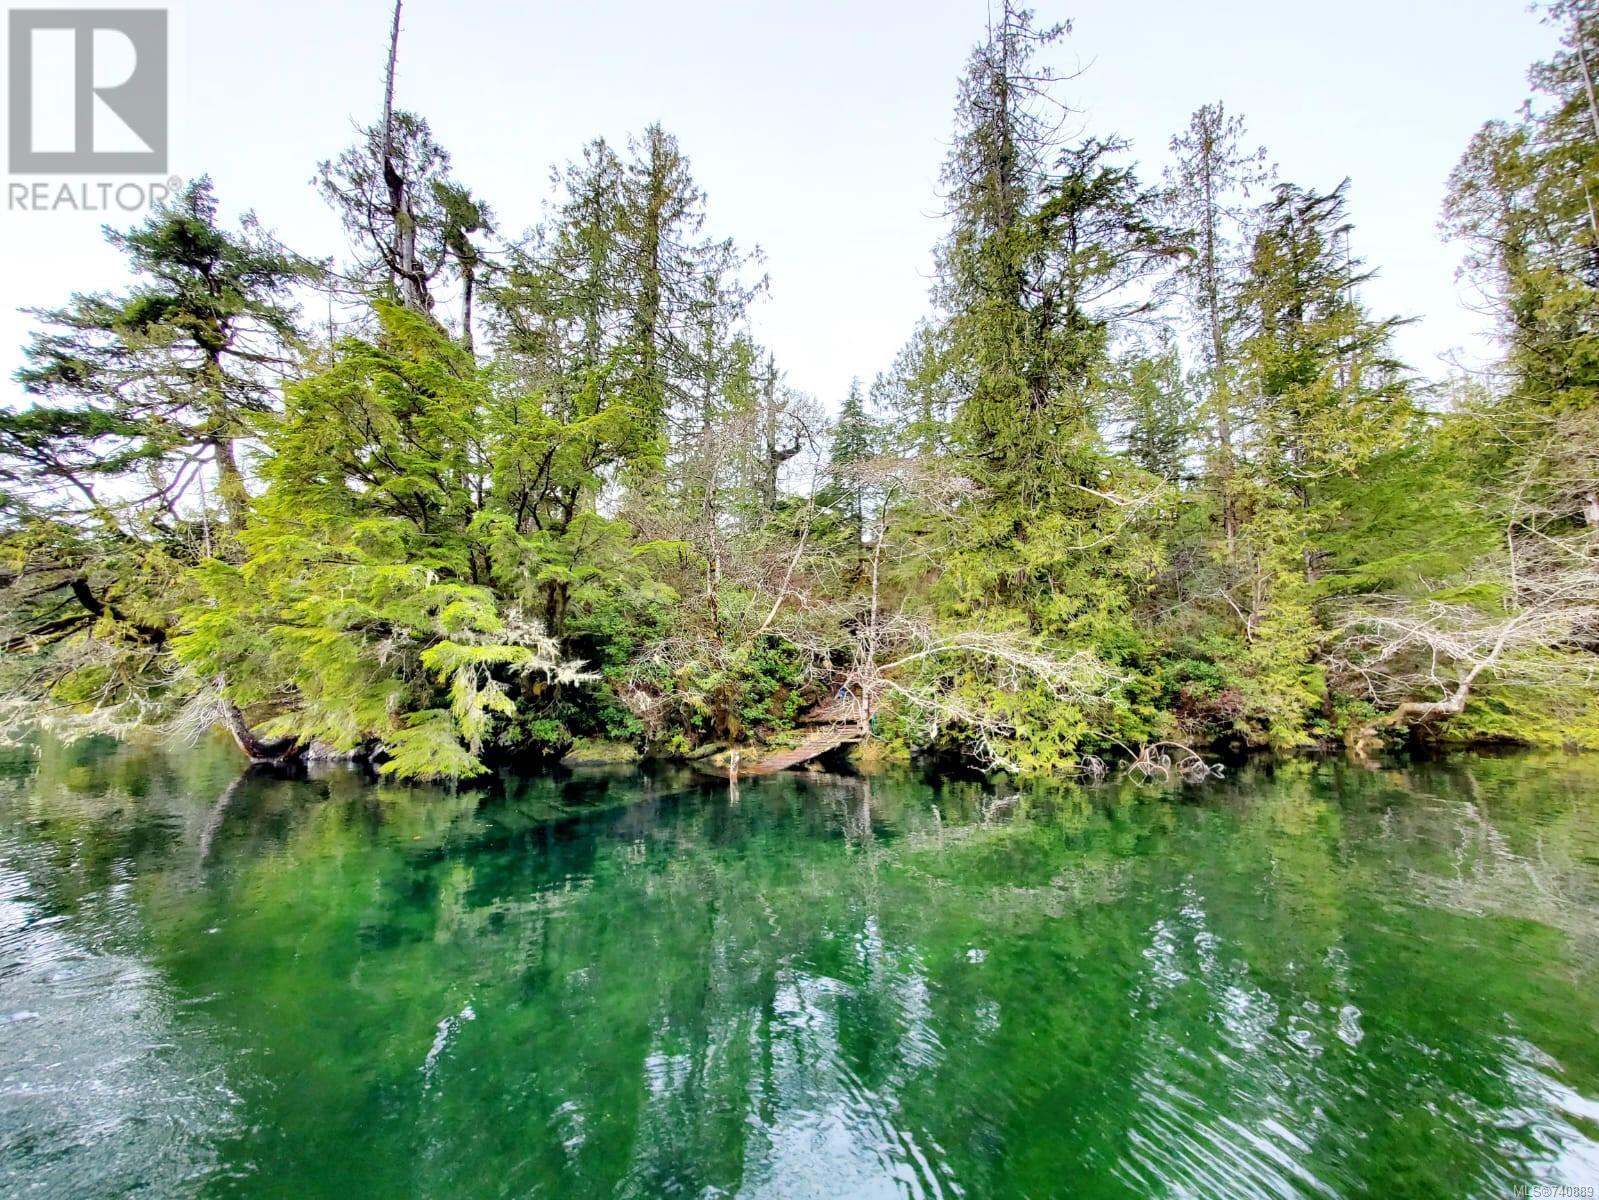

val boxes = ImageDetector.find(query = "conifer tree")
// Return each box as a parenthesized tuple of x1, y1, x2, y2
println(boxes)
(1446, 0, 1599, 524)
(1238, 181, 1409, 522)
(927, 6, 1182, 764)
(1116, 334, 1190, 483)
(8, 179, 304, 533)
(872, 323, 956, 458)
(826, 380, 875, 540)
(8, 5, 1599, 772)
(178, 303, 608, 776)
(1227, 181, 1410, 745)
(0, 181, 305, 741)
(317, 112, 458, 317)
(1165, 103, 1269, 555)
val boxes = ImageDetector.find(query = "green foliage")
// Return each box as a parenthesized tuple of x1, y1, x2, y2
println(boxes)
(10, 178, 306, 528)
(174, 303, 599, 778)
(4, 7, 1597, 775)
(1451, 682, 1599, 750)
(1114, 336, 1191, 482)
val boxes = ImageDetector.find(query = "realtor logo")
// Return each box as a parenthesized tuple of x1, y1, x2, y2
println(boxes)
(8, 9, 167, 173)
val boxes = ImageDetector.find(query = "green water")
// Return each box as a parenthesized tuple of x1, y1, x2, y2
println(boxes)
(3, 740, 1599, 1199)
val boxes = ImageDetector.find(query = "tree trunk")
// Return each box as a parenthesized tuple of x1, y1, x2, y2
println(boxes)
(1350, 667, 1481, 754)
(704, 548, 724, 647)
(1200, 138, 1238, 560)
(1574, 8, 1599, 242)
(759, 362, 799, 512)
(635, 130, 667, 444)
(379, 0, 428, 312)
(67, 576, 166, 644)
(216, 689, 303, 765)
(210, 437, 250, 529)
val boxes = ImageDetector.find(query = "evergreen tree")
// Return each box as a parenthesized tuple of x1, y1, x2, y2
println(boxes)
(872, 322, 956, 457)
(928, 6, 1182, 765)
(0, 181, 305, 741)
(1228, 180, 1411, 746)
(1446, 0, 1599, 525)
(317, 111, 457, 315)
(6, 7, 1598, 773)
(1238, 182, 1409, 521)
(8, 179, 305, 532)
(619, 125, 756, 452)
(822, 379, 877, 553)
(1165, 102, 1269, 555)
(1116, 334, 1190, 483)
(178, 303, 623, 777)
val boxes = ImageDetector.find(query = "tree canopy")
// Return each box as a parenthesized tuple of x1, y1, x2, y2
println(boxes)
(3, 0, 1596, 779)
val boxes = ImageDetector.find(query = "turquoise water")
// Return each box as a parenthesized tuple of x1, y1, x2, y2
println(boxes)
(2, 737, 1599, 1198)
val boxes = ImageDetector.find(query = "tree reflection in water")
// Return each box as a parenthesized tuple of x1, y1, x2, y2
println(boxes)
(2, 737, 1598, 1198)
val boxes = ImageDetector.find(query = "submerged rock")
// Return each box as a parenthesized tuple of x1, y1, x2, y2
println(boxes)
(559, 739, 640, 768)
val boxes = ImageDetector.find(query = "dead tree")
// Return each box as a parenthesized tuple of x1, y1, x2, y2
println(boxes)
(378, 0, 429, 312)
(1331, 532, 1599, 750)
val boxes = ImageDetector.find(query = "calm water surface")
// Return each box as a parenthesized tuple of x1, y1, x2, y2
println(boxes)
(2, 738, 1599, 1198)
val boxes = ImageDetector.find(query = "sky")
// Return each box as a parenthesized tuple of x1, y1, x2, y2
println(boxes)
(0, 0, 1559, 411)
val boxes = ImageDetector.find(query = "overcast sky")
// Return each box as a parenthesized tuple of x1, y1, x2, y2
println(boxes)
(0, 0, 1557, 410)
